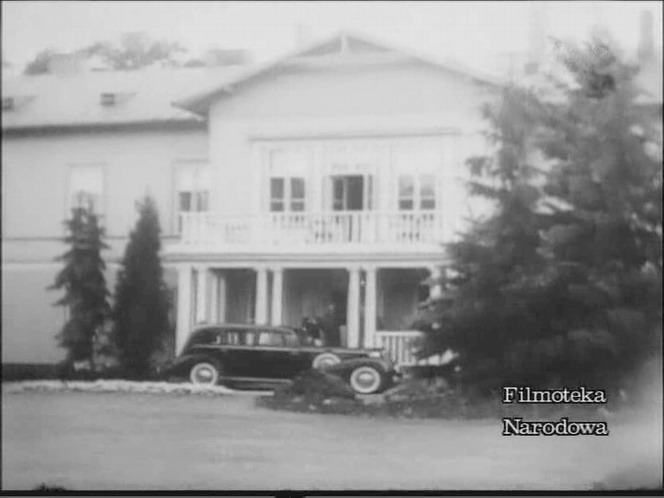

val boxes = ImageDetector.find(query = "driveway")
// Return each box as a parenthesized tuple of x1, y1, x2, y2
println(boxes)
(2, 390, 661, 490)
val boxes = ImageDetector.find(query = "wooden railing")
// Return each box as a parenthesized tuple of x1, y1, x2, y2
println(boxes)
(374, 330, 449, 367)
(179, 211, 444, 247)
(374, 330, 424, 365)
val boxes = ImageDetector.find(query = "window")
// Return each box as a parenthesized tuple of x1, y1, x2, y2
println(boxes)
(395, 143, 441, 211)
(258, 331, 287, 346)
(176, 161, 210, 231)
(268, 148, 307, 212)
(68, 164, 104, 213)
(270, 177, 305, 212)
(398, 174, 436, 210)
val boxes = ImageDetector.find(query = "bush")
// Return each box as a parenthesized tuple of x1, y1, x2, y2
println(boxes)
(277, 369, 356, 402)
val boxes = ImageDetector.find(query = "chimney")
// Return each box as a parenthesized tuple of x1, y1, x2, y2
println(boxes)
(526, 2, 547, 75)
(638, 10, 654, 64)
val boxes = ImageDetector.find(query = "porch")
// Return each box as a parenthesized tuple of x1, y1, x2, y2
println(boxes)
(174, 264, 445, 365)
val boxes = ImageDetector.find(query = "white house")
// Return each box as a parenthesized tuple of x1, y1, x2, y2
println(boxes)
(5, 24, 657, 370)
(2, 31, 498, 368)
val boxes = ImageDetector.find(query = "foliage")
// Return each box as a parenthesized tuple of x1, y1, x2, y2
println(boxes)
(82, 32, 187, 70)
(49, 198, 111, 367)
(112, 196, 172, 379)
(23, 32, 192, 74)
(24, 49, 59, 75)
(418, 36, 662, 394)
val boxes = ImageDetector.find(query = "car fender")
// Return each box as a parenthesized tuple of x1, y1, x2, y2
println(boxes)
(323, 357, 393, 378)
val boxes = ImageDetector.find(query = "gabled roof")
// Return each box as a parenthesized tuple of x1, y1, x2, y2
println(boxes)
(2, 65, 244, 132)
(174, 29, 503, 116)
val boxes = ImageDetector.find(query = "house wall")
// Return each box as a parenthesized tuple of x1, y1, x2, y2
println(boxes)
(207, 63, 495, 233)
(2, 128, 206, 364)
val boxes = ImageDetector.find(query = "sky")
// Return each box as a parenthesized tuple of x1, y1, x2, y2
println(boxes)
(2, 1, 662, 73)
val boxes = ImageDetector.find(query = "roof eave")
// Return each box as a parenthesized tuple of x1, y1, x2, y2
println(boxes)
(173, 29, 503, 115)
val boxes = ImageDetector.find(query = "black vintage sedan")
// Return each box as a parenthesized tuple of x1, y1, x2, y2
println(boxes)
(162, 324, 397, 394)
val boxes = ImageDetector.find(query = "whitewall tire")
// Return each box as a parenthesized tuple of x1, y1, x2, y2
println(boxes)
(349, 366, 384, 394)
(312, 353, 341, 370)
(189, 362, 220, 386)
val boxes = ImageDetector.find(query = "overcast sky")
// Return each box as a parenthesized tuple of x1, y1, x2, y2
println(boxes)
(2, 1, 662, 72)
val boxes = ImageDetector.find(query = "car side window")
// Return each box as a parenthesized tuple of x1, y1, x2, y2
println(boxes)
(192, 328, 221, 345)
(258, 331, 286, 347)
(282, 332, 300, 347)
(243, 331, 258, 346)
(230, 331, 244, 345)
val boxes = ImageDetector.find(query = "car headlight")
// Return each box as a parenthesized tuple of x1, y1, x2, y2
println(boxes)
(369, 350, 382, 359)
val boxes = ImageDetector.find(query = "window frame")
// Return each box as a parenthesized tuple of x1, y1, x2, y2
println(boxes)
(269, 175, 306, 213)
(66, 163, 106, 218)
(397, 173, 437, 211)
(174, 159, 211, 233)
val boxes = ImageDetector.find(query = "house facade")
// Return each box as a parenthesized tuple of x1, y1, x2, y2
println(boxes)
(2, 32, 496, 367)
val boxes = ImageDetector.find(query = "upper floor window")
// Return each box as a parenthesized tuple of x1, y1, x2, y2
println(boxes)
(398, 174, 436, 210)
(176, 161, 210, 230)
(395, 144, 440, 211)
(268, 149, 307, 212)
(270, 177, 305, 212)
(68, 164, 104, 214)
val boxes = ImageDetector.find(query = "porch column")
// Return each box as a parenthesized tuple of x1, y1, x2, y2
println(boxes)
(176, 264, 193, 354)
(209, 270, 218, 323)
(271, 267, 284, 325)
(195, 265, 209, 324)
(346, 266, 361, 348)
(217, 271, 227, 322)
(255, 266, 269, 324)
(363, 266, 377, 348)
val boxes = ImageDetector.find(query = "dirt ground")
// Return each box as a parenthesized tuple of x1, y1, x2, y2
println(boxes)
(2, 390, 662, 491)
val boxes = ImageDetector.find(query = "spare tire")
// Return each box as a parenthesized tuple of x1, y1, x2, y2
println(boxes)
(349, 365, 386, 394)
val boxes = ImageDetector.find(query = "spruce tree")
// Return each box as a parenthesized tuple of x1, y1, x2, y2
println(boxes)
(112, 196, 171, 379)
(419, 37, 662, 394)
(49, 197, 111, 368)
(535, 37, 662, 388)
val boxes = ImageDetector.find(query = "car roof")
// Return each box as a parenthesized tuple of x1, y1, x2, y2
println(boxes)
(192, 324, 297, 334)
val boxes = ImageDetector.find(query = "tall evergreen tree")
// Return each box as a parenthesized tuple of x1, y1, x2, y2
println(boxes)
(534, 37, 662, 387)
(112, 196, 171, 379)
(419, 37, 662, 394)
(49, 198, 111, 368)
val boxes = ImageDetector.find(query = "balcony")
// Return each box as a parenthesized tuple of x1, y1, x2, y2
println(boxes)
(176, 211, 445, 252)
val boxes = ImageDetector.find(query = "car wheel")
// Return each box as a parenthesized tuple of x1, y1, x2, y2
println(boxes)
(349, 365, 385, 394)
(312, 352, 341, 370)
(189, 361, 220, 386)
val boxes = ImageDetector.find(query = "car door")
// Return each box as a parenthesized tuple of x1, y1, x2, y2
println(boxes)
(215, 328, 263, 379)
(254, 330, 306, 379)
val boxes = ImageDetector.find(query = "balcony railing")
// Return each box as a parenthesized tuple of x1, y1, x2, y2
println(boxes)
(179, 211, 444, 248)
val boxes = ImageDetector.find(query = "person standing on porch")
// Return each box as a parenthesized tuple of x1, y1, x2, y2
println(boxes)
(321, 303, 341, 347)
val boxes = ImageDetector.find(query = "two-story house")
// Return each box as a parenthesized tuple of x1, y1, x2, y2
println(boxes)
(2, 31, 498, 369)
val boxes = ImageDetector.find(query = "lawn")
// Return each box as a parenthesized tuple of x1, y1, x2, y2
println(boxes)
(2, 390, 662, 490)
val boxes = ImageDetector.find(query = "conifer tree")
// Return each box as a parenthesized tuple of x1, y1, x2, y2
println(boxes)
(112, 196, 171, 379)
(419, 37, 662, 393)
(49, 198, 111, 368)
